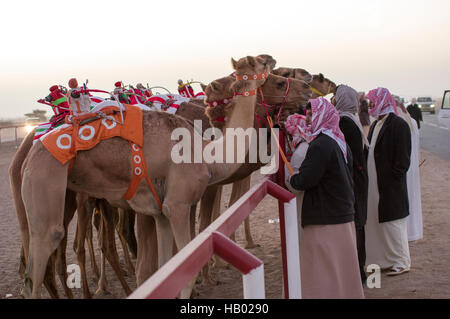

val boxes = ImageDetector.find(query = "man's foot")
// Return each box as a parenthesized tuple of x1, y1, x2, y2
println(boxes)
(386, 266, 410, 276)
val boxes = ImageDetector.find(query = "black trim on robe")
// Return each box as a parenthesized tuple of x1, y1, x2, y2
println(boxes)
(367, 112, 411, 223)
(290, 133, 355, 227)
(339, 116, 368, 228)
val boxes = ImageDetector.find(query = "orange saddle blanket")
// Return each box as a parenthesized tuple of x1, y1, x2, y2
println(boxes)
(41, 104, 143, 165)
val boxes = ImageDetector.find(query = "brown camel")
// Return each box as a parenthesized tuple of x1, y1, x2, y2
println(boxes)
(311, 73, 337, 98)
(273, 67, 337, 98)
(272, 67, 313, 83)
(10, 130, 136, 298)
(196, 71, 311, 283)
(21, 55, 270, 298)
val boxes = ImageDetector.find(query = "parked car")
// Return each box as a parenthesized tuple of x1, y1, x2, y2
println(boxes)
(438, 90, 450, 129)
(417, 96, 436, 114)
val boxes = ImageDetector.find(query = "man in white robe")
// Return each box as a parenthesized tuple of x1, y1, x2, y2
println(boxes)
(395, 98, 423, 241)
(365, 88, 412, 276)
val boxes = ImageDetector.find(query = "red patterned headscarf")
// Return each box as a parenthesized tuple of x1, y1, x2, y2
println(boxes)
(285, 114, 308, 148)
(366, 87, 398, 118)
(308, 97, 348, 162)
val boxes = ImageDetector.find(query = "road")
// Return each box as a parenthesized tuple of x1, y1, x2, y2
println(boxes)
(419, 113, 450, 162)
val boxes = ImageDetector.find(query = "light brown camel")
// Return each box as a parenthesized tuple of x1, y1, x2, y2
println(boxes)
(21, 55, 269, 298)
(196, 71, 312, 283)
(10, 130, 136, 298)
(9, 131, 76, 298)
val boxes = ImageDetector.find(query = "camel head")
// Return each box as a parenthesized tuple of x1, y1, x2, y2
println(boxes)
(272, 67, 313, 83)
(204, 76, 235, 130)
(261, 74, 312, 106)
(311, 73, 337, 98)
(256, 54, 277, 72)
(230, 56, 268, 94)
(257, 74, 313, 126)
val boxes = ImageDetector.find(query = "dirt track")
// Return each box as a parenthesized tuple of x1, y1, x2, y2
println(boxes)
(0, 140, 449, 299)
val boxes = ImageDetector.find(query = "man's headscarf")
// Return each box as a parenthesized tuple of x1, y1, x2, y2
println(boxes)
(335, 85, 369, 147)
(366, 87, 398, 118)
(308, 97, 348, 162)
(285, 114, 309, 148)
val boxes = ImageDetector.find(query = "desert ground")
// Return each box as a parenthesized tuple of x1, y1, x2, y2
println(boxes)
(0, 138, 449, 299)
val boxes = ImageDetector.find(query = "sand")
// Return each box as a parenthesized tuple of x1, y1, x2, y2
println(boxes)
(0, 140, 449, 299)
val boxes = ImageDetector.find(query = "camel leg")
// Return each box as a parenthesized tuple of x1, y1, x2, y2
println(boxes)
(95, 251, 109, 296)
(43, 253, 59, 299)
(198, 185, 223, 285)
(74, 193, 93, 299)
(163, 201, 196, 299)
(86, 217, 100, 280)
(97, 200, 132, 296)
(123, 209, 137, 259)
(135, 213, 158, 286)
(116, 209, 135, 276)
(9, 132, 34, 279)
(22, 154, 67, 298)
(154, 214, 175, 268)
(55, 190, 77, 299)
(229, 176, 258, 248)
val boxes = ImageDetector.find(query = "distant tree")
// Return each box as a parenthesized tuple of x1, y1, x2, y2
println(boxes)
(24, 109, 48, 123)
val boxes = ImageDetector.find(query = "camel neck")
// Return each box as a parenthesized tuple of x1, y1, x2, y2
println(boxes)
(206, 94, 258, 184)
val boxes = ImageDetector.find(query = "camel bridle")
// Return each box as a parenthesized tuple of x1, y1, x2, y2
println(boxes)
(233, 71, 268, 97)
(310, 81, 333, 97)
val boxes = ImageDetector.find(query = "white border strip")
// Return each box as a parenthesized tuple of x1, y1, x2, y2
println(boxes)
(243, 264, 265, 299)
(284, 198, 302, 299)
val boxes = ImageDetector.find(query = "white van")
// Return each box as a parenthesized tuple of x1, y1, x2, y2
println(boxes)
(438, 90, 450, 129)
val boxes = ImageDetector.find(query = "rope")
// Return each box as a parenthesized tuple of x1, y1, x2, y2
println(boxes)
(258, 88, 294, 175)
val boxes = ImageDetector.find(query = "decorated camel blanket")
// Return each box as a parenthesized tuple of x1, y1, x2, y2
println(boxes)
(40, 104, 143, 165)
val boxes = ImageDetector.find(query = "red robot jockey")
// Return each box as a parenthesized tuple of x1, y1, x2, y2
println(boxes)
(41, 85, 70, 118)
(177, 79, 195, 98)
(34, 84, 71, 142)
(113, 81, 130, 104)
(136, 83, 152, 100)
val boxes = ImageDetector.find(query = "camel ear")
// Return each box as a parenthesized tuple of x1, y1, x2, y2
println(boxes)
(231, 58, 238, 70)
(200, 83, 207, 92)
(256, 56, 265, 65)
(319, 73, 325, 82)
(246, 56, 256, 68)
(211, 81, 223, 92)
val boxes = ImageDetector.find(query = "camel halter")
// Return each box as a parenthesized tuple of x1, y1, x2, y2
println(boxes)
(233, 71, 268, 97)
(258, 78, 294, 175)
(310, 82, 333, 97)
(207, 96, 233, 108)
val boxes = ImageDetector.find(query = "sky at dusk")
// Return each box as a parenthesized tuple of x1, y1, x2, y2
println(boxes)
(1, 0, 449, 119)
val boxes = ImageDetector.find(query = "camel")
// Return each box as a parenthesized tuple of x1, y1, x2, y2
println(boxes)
(10, 130, 137, 298)
(195, 70, 312, 283)
(273, 67, 337, 98)
(310, 73, 337, 98)
(272, 67, 313, 83)
(21, 55, 273, 298)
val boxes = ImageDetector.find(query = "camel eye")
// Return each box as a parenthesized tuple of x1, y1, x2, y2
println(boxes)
(277, 82, 285, 89)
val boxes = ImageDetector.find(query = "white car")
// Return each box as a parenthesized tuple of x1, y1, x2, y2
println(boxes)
(439, 90, 450, 129)
(417, 96, 436, 114)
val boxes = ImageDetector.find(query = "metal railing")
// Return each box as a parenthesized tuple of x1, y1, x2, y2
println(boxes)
(0, 124, 32, 147)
